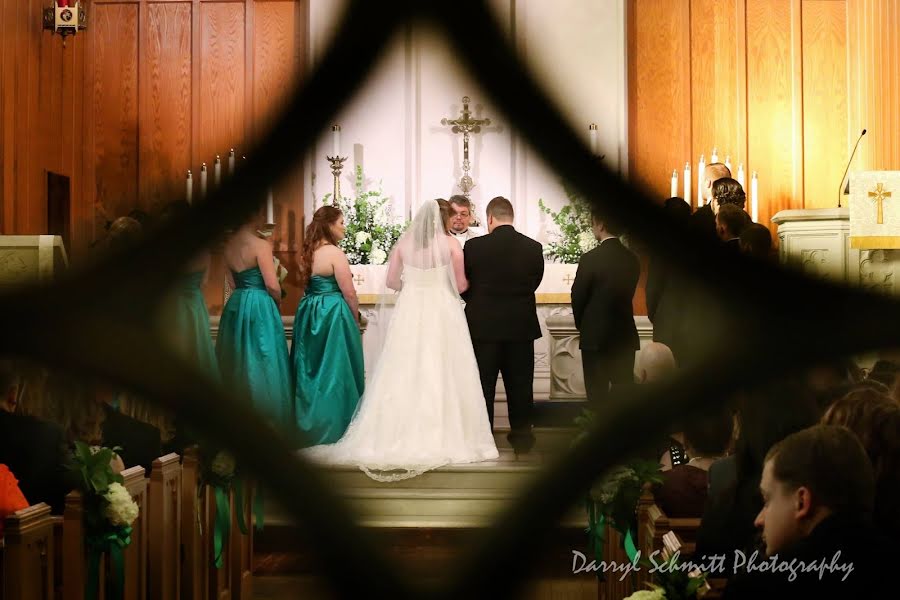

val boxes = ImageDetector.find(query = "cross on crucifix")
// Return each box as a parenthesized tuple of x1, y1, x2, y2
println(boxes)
(441, 96, 491, 198)
(869, 182, 893, 224)
(563, 273, 575, 287)
(353, 273, 365, 286)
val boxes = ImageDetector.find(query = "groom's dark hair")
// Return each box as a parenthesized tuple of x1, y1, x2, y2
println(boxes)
(486, 196, 514, 221)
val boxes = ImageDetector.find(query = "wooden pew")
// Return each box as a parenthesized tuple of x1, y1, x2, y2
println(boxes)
(122, 466, 148, 600)
(206, 484, 234, 600)
(148, 454, 181, 600)
(230, 482, 253, 599)
(180, 448, 207, 600)
(2, 503, 55, 600)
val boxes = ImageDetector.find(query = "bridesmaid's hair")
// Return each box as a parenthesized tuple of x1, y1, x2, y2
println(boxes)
(300, 206, 343, 291)
(436, 199, 452, 234)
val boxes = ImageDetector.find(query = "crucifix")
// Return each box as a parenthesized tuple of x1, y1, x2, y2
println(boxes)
(869, 182, 893, 224)
(442, 96, 491, 224)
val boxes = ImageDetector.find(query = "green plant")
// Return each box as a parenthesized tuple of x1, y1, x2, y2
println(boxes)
(322, 165, 408, 265)
(627, 554, 708, 600)
(539, 182, 597, 263)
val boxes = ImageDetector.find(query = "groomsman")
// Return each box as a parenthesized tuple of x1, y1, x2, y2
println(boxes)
(448, 195, 484, 248)
(463, 197, 544, 454)
(571, 208, 640, 404)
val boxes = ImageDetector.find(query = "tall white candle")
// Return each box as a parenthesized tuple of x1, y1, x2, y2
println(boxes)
(670, 170, 678, 198)
(751, 172, 759, 222)
(200, 163, 207, 199)
(725, 155, 732, 172)
(737, 163, 745, 187)
(589, 123, 599, 156)
(228, 149, 235, 175)
(683, 162, 692, 207)
(186, 170, 193, 205)
(266, 189, 274, 224)
(711, 147, 719, 164)
(697, 154, 706, 207)
(332, 124, 341, 157)
(214, 156, 221, 187)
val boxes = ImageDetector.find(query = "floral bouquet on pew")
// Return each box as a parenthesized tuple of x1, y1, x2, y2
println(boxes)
(71, 441, 139, 600)
(625, 552, 709, 599)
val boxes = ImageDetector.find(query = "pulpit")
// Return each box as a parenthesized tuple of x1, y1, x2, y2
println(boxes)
(0, 235, 68, 288)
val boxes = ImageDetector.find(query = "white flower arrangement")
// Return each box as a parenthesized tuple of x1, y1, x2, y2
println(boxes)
(624, 589, 666, 600)
(103, 482, 140, 527)
(322, 165, 407, 265)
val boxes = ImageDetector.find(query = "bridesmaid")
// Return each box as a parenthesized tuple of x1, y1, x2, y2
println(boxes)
(217, 212, 292, 428)
(292, 206, 364, 446)
(158, 200, 219, 381)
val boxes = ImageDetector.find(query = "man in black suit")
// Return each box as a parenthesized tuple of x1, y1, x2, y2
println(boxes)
(716, 203, 750, 254)
(0, 362, 76, 513)
(690, 162, 731, 241)
(463, 196, 544, 454)
(571, 208, 640, 404)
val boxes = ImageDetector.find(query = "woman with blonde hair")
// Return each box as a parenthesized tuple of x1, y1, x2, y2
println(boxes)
(291, 206, 364, 446)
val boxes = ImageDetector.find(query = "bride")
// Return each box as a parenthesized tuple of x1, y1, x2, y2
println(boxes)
(301, 199, 499, 481)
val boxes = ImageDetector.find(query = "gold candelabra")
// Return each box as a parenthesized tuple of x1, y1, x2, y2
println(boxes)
(327, 156, 347, 202)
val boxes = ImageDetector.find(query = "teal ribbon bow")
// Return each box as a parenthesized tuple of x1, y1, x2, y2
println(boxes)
(213, 486, 231, 568)
(86, 525, 132, 600)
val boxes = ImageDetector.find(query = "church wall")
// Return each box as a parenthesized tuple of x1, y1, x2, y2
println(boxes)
(628, 0, 900, 234)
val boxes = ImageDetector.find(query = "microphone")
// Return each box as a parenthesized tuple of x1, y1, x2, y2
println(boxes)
(838, 128, 866, 207)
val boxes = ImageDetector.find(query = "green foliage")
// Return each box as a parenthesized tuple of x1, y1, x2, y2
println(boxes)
(71, 441, 125, 533)
(322, 165, 408, 265)
(636, 554, 709, 600)
(539, 182, 597, 264)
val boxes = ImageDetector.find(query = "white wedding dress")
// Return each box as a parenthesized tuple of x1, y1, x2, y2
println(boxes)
(301, 203, 499, 481)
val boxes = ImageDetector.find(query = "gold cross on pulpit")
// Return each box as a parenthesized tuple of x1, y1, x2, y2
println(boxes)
(869, 182, 893, 224)
(563, 274, 575, 286)
(353, 273, 365, 286)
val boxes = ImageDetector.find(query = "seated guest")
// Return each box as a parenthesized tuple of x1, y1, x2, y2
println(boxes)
(696, 379, 819, 562)
(821, 391, 900, 538)
(0, 463, 30, 538)
(738, 223, 772, 260)
(723, 425, 889, 597)
(654, 408, 733, 517)
(97, 384, 162, 473)
(715, 204, 750, 252)
(0, 362, 76, 514)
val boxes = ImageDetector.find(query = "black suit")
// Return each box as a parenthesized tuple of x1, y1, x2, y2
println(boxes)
(690, 204, 717, 241)
(646, 256, 689, 363)
(102, 404, 162, 473)
(463, 225, 544, 452)
(571, 237, 640, 403)
(0, 410, 76, 513)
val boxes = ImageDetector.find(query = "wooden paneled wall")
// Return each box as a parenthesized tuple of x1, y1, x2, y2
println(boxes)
(1, 0, 307, 313)
(628, 0, 900, 228)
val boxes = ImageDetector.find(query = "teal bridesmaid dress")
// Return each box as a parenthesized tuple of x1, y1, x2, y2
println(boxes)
(169, 271, 219, 380)
(291, 275, 364, 446)
(216, 266, 292, 426)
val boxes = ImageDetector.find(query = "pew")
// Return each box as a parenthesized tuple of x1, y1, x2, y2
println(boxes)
(180, 448, 207, 600)
(1, 503, 55, 600)
(230, 482, 253, 599)
(122, 466, 148, 600)
(206, 484, 235, 599)
(148, 454, 181, 600)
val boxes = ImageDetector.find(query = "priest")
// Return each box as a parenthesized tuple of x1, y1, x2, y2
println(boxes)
(448, 195, 484, 247)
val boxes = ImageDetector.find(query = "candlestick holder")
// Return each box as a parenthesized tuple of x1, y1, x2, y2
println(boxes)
(327, 155, 348, 202)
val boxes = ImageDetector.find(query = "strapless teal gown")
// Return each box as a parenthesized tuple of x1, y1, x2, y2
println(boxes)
(169, 271, 219, 380)
(291, 275, 364, 446)
(216, 266, 292, 426)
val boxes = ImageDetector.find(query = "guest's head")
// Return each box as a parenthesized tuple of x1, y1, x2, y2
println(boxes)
(0, 359, 20, 413)
(299, 206, 344, 290)
(711, 177, 746, 214)
(716, 204, 750, 242)
(448, 195, 473, 234)
(634, 342, 676, 383)
(486, 196, 514, 233)
(103, 216, 143, 254)
(739, 223, 773, 260)
(703, 163, 732, 203)
(436, 199, 453, 234)
(590, 206, 623, 242)
(663, 197, 692, 223)
(683, 408, 734, 463)
(755, 425, 875, 556)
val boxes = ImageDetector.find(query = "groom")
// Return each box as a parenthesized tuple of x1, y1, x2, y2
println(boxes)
(463, 196, 544, 454)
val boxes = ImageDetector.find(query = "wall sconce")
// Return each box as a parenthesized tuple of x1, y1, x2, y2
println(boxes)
(43, 1, 87, 45)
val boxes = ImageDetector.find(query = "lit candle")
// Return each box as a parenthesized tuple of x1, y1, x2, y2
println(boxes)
(214, 155, 221, 187)
(683, 162, 692, 207)
(711, 147, 719, 164)
(697, 154, 706, 207)
(737, 163, 745, 187)
(200, 163, 207, 199)
(589, 123, 599, 156)
(332, 124, 341, 157)
(266, 189, 275, 224)
(186, 170, 193, 205)
(751, 172, 759, 222)
(228, 149, 235, 175)
(725, 155, 732, 172)
(670, 170, 678, 198)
